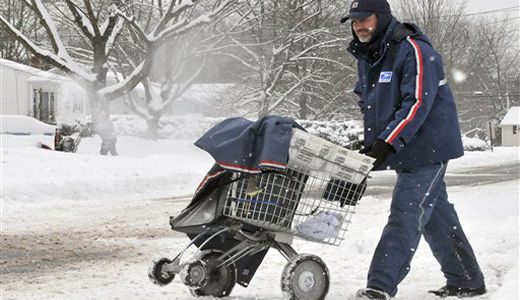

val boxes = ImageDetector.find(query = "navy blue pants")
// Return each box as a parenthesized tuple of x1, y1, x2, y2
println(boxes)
(367, 162, 484, 296)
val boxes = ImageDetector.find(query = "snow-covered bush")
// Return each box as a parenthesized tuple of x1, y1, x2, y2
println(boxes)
(111, 115, 490, 153)
(112, 115, 365, 147)
(461, 135, 491, 151)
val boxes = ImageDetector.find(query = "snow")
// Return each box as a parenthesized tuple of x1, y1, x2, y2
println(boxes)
(1, 132, 519, 300)
(1, 115, 56, 135)
(451, 68, 468, 83)
(0, 58, 72, 85)
(98, 61, 145, 97)
(461, 135, 491, 151)
(32, 0, 70, 60)
(28, 0, 94, 82)
(105, 18, 125, 56)
(1, 58, 54, 77)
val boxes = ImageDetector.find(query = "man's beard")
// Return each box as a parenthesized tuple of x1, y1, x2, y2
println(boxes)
(356, 27, 374, 43)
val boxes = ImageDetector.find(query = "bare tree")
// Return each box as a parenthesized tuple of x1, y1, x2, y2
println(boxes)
(391, 0, 520, 137)
(457, 16, 520, 134)
(210, 0, 355, 119)
(393, 0, 470, 74)
(0, 0, 232, 153)
(111, 1, 233, 140)
(122, 35, 209, 140)
(0, 0, 42, 63)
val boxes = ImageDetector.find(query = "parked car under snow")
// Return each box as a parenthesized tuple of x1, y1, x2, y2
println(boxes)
(0, 115, 56, 135)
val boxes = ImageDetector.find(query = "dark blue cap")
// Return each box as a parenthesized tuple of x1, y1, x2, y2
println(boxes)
(340, 0, 391, 23)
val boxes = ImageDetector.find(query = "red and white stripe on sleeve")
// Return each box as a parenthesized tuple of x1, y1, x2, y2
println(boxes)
(385, 37, 423, 144)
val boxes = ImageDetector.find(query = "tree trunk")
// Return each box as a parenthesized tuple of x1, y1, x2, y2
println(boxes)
(258, 91, 270, 118)
(299, 95, 309, 119)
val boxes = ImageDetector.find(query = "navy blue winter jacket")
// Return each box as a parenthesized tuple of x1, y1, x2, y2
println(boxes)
(348, 18, 464, 171)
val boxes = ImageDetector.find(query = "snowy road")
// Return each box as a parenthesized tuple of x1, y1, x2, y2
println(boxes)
(3, 163, 516, 276)
(2, 170, 518, 300)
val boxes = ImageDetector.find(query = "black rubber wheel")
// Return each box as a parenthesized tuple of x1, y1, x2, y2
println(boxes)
(189, 250, 237, 297)
(281, 254, 330, 300)
(148, 257, 175, 286)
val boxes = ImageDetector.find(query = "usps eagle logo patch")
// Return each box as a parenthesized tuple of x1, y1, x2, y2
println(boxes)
(379, 71, 392, 83)
(352, 2, 359, 8)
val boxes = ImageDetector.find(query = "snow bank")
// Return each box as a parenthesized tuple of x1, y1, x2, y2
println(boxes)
(1, 135, 213, 209)
(449, 146, 520, 169)
(1, 115, 56, 135)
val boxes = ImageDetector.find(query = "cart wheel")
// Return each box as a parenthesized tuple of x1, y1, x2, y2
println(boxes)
(148, 257, 175, 286)
(281, 254, 329, 300)
(188, 250, 237, 297)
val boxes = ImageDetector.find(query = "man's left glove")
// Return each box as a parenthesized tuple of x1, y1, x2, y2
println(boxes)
(365, 139, 395, 169)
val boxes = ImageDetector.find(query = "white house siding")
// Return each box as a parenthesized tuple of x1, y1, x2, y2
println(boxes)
(1, 65, 32, 116)
(501, 125, 520, 147)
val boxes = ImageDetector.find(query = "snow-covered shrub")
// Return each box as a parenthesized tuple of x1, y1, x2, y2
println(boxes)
(298, 119, 364, 150)
(112, 115, 365, 147)
(461, 135, 491, 151)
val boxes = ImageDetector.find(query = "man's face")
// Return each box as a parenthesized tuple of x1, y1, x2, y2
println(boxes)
(352, 14, 378, 43)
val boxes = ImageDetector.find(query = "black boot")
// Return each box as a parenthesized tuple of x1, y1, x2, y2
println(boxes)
(428, 285, 486, 298)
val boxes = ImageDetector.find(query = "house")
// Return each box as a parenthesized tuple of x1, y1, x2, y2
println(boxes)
(1, 58, 234, 126)
(499, 106, 520, 147)
(0, 58, 89, 124)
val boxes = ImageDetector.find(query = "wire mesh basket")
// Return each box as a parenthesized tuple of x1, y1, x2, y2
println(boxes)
(222, 129, 374, 246)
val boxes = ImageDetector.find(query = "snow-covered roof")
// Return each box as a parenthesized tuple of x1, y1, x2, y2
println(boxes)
(0, 58, 43, 75)
(0, 58, 70, 84)
(500, 106, 520, 126)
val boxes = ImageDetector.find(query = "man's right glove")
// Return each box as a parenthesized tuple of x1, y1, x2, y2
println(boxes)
(364, 139, 395, 169)
(358, 146, 370, 154)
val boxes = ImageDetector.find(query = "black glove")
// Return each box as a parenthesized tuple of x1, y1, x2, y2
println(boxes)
(323, 178, 367, 206)
(365, 140, 395, 169)
(358, 146, 371, 154)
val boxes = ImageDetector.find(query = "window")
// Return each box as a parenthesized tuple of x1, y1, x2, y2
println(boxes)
(513, 125, 518, 135)
(49, 92, 55, 122)
(32, 89, 38, 118)
(40, 91, 49, 122)
(32, 89, 57, 124)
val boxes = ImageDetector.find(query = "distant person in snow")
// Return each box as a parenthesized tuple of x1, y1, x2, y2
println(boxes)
(341, 0, 486, 299)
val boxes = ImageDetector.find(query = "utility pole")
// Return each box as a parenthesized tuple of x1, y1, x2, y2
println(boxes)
(487, 121, 495, 152)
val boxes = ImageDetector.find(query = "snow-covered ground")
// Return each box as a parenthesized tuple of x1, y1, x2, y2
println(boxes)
(1, 133, 519, 300)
